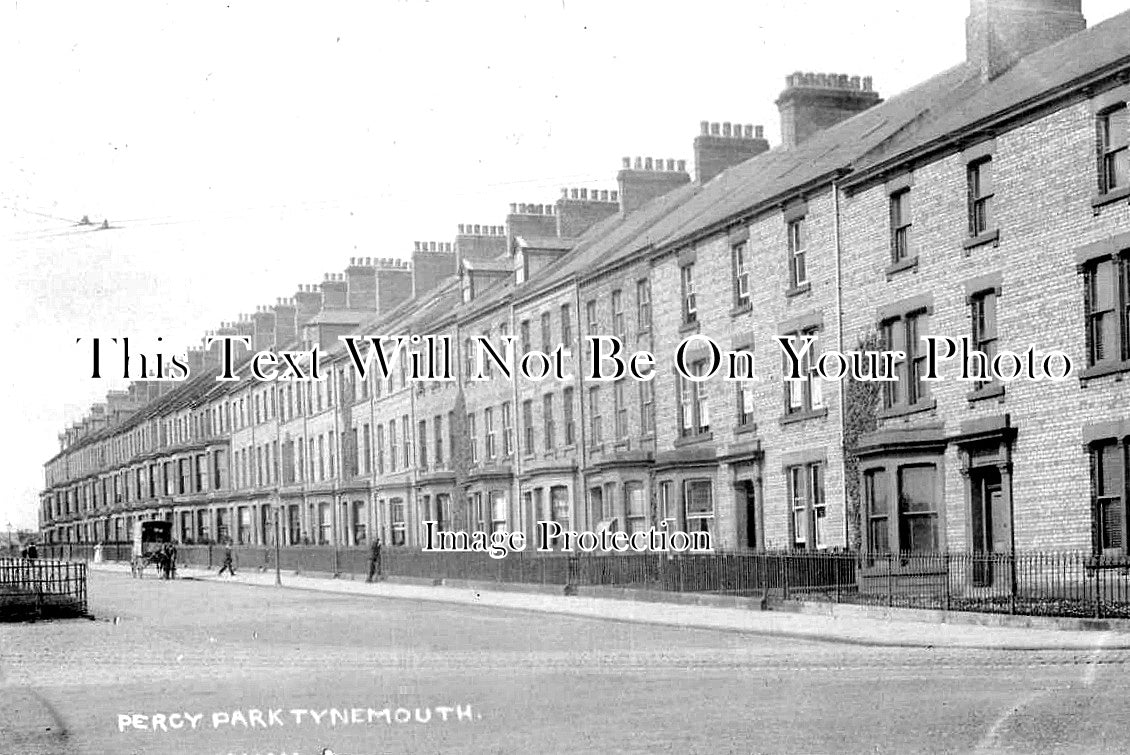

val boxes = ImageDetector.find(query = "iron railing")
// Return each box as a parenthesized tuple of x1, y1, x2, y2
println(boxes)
(44, 543, 1130, 619)
(0, 558, 88, 620)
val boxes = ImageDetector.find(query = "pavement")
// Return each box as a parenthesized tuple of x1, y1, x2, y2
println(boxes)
(5, 570, 1130, 754)
(89, 561, 1130, 651)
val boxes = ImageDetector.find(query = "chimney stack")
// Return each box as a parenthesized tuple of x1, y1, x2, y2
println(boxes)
(966, 0, 1085, 82)
(693, 121, 770, 184)
(616, 156, 691, 215)
(776, 72, 881, 149)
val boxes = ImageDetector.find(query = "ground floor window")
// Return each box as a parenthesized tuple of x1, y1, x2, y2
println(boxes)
(436, 494, 452, 531)
(317, 502, 331, 545)
(1093, 439, 1128, 555)
(550, 486, 570, 531)
(216, 510, 230, 544)
(898, 465, 939, 552)
(684, 480, 714, 534)
(352, 500, 367, 544)
(287, 504, 301, 544)
(862, 460, 941, 553)
(786, 463, 824, 549)
(589, 486, 604, 523)
(490, 490, 507, 533)
(625, 482, 647, 534)
(390, 498, 406, 546)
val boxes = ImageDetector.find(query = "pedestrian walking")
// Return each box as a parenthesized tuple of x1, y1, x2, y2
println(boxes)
(366, 536, 382, 582)
(25, 542, 38, 560)
(218, 542, 236, 576)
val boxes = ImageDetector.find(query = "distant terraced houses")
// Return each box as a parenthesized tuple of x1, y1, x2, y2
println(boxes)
(41, 2, 1130, 575)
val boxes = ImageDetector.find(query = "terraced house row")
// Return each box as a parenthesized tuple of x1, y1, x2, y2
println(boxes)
(42, 2, 1130, 572)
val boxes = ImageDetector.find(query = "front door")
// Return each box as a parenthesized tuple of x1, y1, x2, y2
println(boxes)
(970, 467, 1002, 586)
(741, 480, 758, 549)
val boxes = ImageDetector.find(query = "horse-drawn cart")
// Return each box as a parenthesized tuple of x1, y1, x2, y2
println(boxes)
(130, 520, 174, 578)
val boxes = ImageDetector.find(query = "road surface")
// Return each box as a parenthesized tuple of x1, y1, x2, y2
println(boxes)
(2, 570, 1128, 754)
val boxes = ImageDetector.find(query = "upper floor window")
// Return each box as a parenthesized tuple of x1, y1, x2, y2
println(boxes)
(485, 407, 496, 459)
(1085, 253, 1129, 367)
(611, 290, 625, 339)
(970, 289, 999, 392)
(637, 279, 652, 332)
(782, 329, 823, 416)
(733, 241, 750, 309)
(889, 188, 912, 262)
(467, 412, 478, 464)
(543, 394, 556, 451)
(520, 320, 531, 355)
(787, 219, 807, 288)
(681, 264, 697, 324)
(639, 380, 655, 435)
(522, 400, 534, 455)
(967, 158, 994, 238)
(585, 300, 598, 334)
(563, 388, 575, 446)
(1099, 105, 1129, 195)
(882, 310, 929, 410)
(589, 387, 603, 446)
(678, 360, 710, 438)
(613, 381, 628, 439)
(501, 402, 513, 456)
(560, 304, 572, 346)
(540, 312, 552, 352)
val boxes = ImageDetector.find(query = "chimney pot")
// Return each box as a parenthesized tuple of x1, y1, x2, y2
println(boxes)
(474, 224, 481, 234)
(722, 122, 732, 137)
(710, 122, 720, 135)
(744, 124, 753, 138)
(611, 190, 618, 202)
(700, 120, 709, 135)
(644, 157, 653, 170)
(863, 76, 872, 91)
(755, 125, 764, 139)
(509, 203, 517, 213)
(677, 159, 686, 172)
(622, 157, 630, 168)
(600, 189, 608, 201)
(561, 188, 569, 198)
(580, 189, 587, 200)
(365, 256, 372, 265)
(666, 159, 675, 171)
(633, 157, 642, 169)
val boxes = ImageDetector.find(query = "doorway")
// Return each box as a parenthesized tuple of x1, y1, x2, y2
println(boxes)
(970, 467, 1004, 586)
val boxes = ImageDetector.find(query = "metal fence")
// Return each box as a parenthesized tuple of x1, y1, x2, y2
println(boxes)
(43, 543, 1130, 619)
(0, 558, 88, 620)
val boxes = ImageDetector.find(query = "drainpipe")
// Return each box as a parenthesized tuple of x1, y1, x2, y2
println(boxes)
(832, 177, 848, 549)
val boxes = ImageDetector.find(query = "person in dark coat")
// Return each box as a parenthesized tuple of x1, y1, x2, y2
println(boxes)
(25, 542, 38, 560)
(218, 541, 236, 576)
(366, 536, 382, 582)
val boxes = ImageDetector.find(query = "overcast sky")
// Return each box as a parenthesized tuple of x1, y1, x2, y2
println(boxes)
(2, 0, 1125, 531)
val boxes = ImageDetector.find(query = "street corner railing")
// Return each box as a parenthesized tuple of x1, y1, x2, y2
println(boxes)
(42, 541, 1130, 619)
(0, 558, 88, 620)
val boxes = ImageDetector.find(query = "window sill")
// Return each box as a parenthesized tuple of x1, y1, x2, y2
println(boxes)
(785, 282, 811, 298)
(735, 422, 758, 436)
(1092, 186, 1130, 211)
(679, 320, 700, 335)
(877, 398, 937, 420)
(730, 303, 753, 318)
(779, 406, 829, 426)
(1080, 360, 1130, 382)
(967, 382, 1005, 403)
(962, 228, 1000, 252)
(884, 256, 918, 278)
(673, 432, 713, 448)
